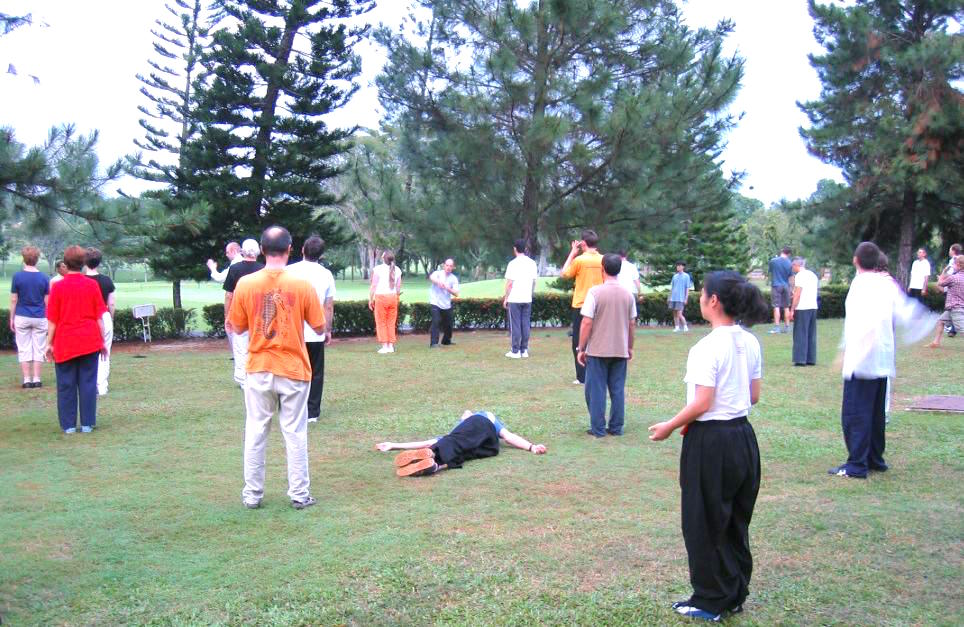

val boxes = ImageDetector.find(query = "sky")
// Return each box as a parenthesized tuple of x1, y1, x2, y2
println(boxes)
(0, 0, 844, 206)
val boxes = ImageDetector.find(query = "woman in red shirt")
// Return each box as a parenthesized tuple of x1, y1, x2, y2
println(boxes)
(45, 245, 108, 434)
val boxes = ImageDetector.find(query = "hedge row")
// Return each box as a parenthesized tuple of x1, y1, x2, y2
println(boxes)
(0, 284, 946, 349)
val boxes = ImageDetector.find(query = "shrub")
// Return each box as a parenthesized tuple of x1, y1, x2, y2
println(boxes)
(203, 304, 226, 338)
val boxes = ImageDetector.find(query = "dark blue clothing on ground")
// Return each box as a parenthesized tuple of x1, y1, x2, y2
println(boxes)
(768, 256, 792, 287)
(10, 271, 49, 318)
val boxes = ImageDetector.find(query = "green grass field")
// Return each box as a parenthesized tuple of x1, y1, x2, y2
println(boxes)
(0, 321, 961, 625)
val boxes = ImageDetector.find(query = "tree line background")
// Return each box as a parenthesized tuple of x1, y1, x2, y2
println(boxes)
(1, 0, 961, 308)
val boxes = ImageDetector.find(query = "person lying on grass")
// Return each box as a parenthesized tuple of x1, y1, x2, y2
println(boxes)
(375, 410, 547, 476)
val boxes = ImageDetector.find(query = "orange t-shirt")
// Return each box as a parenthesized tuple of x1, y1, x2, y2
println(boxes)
(560, 250, 604, 308)
(227, 268, 326, 382)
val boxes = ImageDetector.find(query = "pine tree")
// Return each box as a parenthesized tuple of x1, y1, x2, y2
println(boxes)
(799, 0, 963, 286)
(184, 0, 374, 255)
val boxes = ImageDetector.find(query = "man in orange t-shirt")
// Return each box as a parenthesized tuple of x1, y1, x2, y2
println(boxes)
(228, 226, 326, 511)
(560, 229, 604, 384)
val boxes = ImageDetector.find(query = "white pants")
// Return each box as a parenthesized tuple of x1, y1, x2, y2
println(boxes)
(231, 331, 249, 386)
(14, 315, 47, 362)
(97, 312, 113, 395)
(241, 371, 311, 503)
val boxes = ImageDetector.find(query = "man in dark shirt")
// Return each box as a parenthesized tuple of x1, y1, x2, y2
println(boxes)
(224, 238, 264, 387)
(767, 246, 793, 334)
(85, 248, 116, 396)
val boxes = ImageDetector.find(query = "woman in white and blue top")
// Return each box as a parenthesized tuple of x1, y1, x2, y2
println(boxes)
(649, 270, 769, 622)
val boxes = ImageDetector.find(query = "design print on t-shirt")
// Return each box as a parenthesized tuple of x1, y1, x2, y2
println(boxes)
(258, 288, 294, 342)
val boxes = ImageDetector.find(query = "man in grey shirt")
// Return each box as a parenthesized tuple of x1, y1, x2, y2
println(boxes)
(429, 258, 460, 347)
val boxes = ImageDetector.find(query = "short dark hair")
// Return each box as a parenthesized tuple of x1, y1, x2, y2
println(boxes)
(63, 245, 87, 271)
(261, 225, 292, 256)
(582, 229, 599, 247)
(617, 249, 627, 257)
(85, 247, 103, 269)
(602, 253, 622, 277)
(854, 241, 881, 271)
(302, 235, 325, 261)
(875, 252, 890, 273)
(513, 238, 527, 254)
(676, 261, 686, 268)
(781, 246, 792, 256)
(951, 243, 962, 255)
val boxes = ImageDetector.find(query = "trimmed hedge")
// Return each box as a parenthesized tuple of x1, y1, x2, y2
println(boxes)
(0, 307, 197, 349)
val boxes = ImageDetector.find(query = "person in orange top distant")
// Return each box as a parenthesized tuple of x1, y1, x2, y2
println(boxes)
(228, 225, 326, 511)
(560, 229, 604, 384)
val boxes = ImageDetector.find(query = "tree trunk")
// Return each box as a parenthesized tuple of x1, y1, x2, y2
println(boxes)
(896, 189, 916, 289)
(172, 279, 183, 309)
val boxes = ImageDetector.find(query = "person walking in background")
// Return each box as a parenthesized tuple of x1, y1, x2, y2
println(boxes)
(648, 271, 769, 623)
(286, 235, 336, 422)
(789, 257, 819, 366)
(669, 262, 694, 332)
(503, 239, 538, 359)
(49, 260, 67, 286)
(428, 258, 460, 347)
(616, 250, 642, 296)
(560, 230, 604, 384)
(228, 226, 326, 510)
(84, 248, 115, 396)
(223, 239, 264, 388)
(206, 241, 241, 283)
(907, 248, 930, 301)
(768, 246, 793, 333)
(940, 243, 961, 337)
(576, 253, 636, 437)
(45, 246, 108, 434)
(10, 246, 49, 388)
(927, 254, 964, 349)
(369, 250, 402, 354)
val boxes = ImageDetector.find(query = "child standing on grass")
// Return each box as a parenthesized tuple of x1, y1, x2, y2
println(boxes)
(648, 270, 769, 622)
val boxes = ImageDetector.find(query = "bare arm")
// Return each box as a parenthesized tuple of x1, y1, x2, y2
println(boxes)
(323, 297, 334, 340)
(44, 320, 57, 361)
(576, 315, 593, 366)
(224, 292, 234, 333)
(750, 378, 761, 406)
(560, 241, 581, 278)
(375, 438, 439, 452)
(499, 428, 547, 454)
(627, 316, 635, 359)
(503, 279, 513, 307)
(648, 385, 715, 441)
(368, 273, 378, 310)
(98, 316, 108, 358)
(107, 292, 116, 318)
(8, 294, 17, 332)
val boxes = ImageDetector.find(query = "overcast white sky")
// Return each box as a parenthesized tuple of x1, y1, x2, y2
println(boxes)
(0, 0, 843, 206)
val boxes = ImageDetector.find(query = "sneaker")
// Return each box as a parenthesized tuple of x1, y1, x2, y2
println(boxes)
(827, 465, 866, 479)
(769, 327, 781, 334)
(572, 380, 583, 385)
(64, 427, 77, 434)
(21, 382, 30, 389)
(393, 448, 434, 468)
(33, 381, 42, 388)
(683, 325, 689, 332)
(243, 500, 261, 509)
(307, 416, 319, 423)
(397, 457, 439, 477)
(673, 327, 680, 333)
(521, 351, 529, 358)
(291, 496, 317, 510)
(505, 351, 521, 359)
(80, 426, 93, 433)
(671, 602, 722, 622)
(377, 346, 390, 354)
(387, 346, 395, 353)
(586, 429, 606, 438)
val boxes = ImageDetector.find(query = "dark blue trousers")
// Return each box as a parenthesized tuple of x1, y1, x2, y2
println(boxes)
(841, 376, 887, 476)
(55, 351, 99, 431)
(507, 302, 531, 353)
(584, 356, 627, 436)
(429, 305, 453, 346)
(791, 309, 817, 365)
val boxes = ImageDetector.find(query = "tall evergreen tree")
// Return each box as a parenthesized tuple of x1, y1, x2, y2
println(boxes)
(376, 0, 743, 264)
(799, 0, 963, 286)
(184, 0, 374, 255)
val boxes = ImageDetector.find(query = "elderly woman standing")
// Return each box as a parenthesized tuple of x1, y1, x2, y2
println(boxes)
(45, 246, 108, 434)
(10, 246, 50, 388)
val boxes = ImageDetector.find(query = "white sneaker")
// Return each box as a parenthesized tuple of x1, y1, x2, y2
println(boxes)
(673, 327, 680, 333)
(521, 351, 529, 358)
(505, 351, 521, 359)
(572, 380, 583, 385)
(377, 346, 390, 354)
(387, 346, 395, 353)
(683, 325, 689, 332)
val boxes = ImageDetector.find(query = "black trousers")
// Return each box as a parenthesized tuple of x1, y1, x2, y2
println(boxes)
(791, 309, 817, 365)
(680, 417, 760, 615)
(430, 306, 454, 346)
(571, 309, 586, 383)
(306, 341, 325, 418)
(840, 376, 887, 476)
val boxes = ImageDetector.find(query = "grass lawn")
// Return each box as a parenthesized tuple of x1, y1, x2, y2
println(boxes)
(0, 321, 961, 625)
(113, 277, 568, 311)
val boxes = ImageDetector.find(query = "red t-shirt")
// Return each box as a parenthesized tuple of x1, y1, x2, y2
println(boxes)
(47, 273, 107, 362)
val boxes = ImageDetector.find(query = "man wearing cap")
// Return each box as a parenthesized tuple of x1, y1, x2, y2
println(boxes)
(224, 239, 264, 387)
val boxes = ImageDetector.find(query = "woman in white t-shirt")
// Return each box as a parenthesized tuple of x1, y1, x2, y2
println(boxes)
(648, 270, 769, 623)
(369, 251, 403, 353)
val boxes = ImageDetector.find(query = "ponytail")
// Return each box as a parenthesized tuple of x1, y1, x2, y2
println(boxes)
(703, 270, 770, 326)
(383, 251, 396, 291)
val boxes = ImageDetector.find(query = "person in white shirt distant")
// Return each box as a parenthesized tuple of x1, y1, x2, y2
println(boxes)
(616, 250, 642, 296)
(206, 241, 242, 283)
(369, 250, 403, 354)
(503, 238, 538, 358)
(907, 247, 930, 300)
(285, 235, 336, 422)
(789, 257, 819, 366)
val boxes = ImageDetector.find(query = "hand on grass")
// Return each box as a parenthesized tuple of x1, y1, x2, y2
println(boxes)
(531, 444, 547, 454)
(375, 442, 393, 452)
(648, 421, 674, 441)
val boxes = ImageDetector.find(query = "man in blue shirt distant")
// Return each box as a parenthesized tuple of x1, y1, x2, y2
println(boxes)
(668, 261, 694, 332)
(429, 258, 460, 347)
(768, 246, 793, 334)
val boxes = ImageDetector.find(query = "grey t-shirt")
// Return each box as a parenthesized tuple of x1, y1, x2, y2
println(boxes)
(429, 270, 459, 309)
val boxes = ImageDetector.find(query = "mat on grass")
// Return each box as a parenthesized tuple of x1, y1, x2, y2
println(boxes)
(906, 395, 964, 413)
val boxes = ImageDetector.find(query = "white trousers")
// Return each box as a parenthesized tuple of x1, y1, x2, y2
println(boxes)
(97, 312, 113, 395)
(231, 331, 249, 386)
(14, 315, 47, 362)
(241, 371, 311, 503)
